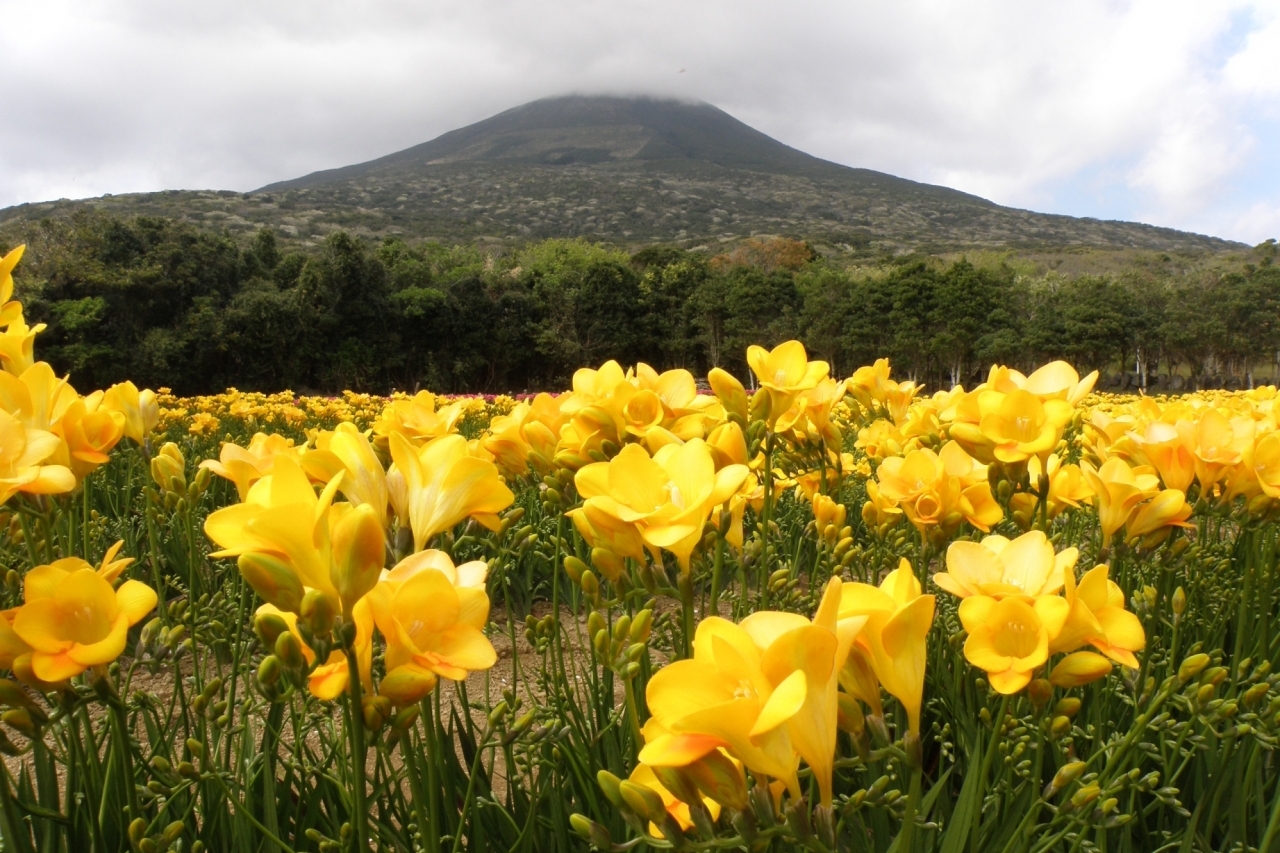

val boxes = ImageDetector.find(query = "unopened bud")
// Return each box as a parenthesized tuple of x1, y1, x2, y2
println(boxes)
(1179, 653, 1210, 683)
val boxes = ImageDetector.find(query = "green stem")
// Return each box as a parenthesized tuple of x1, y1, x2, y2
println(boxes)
(708, 528, 726, 617)
(898, 762, 923, 853)
(678, 571, 695, 659)
(971, 695, 1011, 853)
(344, 648, 370, 852)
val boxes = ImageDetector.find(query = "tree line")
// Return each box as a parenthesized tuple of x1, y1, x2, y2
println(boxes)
(6, 212, 1278, 395)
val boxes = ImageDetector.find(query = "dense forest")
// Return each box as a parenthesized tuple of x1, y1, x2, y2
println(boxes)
(4, 212, 1278, 395)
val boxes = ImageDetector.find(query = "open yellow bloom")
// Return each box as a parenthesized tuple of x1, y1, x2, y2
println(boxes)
(0, 309, 45, 377)
(1181, 408, 1253, 493)
(1126, 421, 1196, 492)
(372, 391, 464, 451)
(959, 595, 1068, 694)
(303, 423, 390, 527)
(746, 341, 829, 423)
(848, 358, 922, 425)
(975, 389, 1072, 464)
(1080, 457, 1161, 547)
(875, 441, 1002, 535)
(102, 381, 159, 446)
(935, 530, 1076, 600)
(1050, 564, 1145, 668)
(0, 245, 25, 327)
(571, 440, 748, 572)
(201, 432, 307, 500)
(51, 395, 125, 481)
(12, 549, 156, 682)
(838, 561, 936, 735)
(0, 408, 76, 504)
(744, 578, 866, 807)
(773, 376, 846, 446)
(1254, 432, 1280, 499)
(204, 455, 386, 615)
(640, 616, 804, 795)
(641, 586, 866, 807)
(368, 551, 495, 706)
(388, 433, 513, 552)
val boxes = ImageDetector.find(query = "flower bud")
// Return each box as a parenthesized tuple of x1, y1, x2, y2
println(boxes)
(1070, 784, 1101, 809)
(255, 612, 291, 649)
(652, 764, 703, 808)
(300, 589, 337, 638)
(596, 770, 626, 809)
(629, 609, 653, 644)
(1179, 653, 1210, 684)
(330, 504, 385, 614)
(686, 749, 749, 811)
(589, 549, 624, 583)
(1054, 697, 1081, 718)
(619, 780, 668, 823)
(1050, 652, 1113, 688)
(562, 556, 588, 583)
(1050, 716, 1072, 739)
(1027, 678, 1053, 710)
(1044, 761, 1087, 797)
(1, 708, 36, 739)
(257, 656, 282, 688)
(275, 632, 306, 669)
(239, 553, 304, 614)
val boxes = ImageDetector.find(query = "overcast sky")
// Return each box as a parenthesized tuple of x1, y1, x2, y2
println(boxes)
(3, 0, 1278, 244)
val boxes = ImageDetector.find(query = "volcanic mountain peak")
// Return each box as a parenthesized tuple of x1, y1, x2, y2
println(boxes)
(1, 94, 1243, 254)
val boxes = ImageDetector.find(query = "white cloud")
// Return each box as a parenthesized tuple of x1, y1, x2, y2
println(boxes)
(0, 0, 1277, 242)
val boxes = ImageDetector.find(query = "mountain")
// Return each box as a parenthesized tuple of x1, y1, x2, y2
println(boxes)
(0, 95, 1244, 253)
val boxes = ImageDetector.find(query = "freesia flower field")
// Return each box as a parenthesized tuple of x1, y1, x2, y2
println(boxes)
(2, 239, 1280, 853)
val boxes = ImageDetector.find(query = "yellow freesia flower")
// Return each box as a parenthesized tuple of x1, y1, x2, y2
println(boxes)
(204, 455, 386, 615)
(387, 433, 513, 552)
(838, 561, 936, 735)
(570, 440, 748, 572)
(11, 551, 157, 682)
(0, 408, 76, 504)
(0, 245, 25, 328)
(303, 423, 390, 527)
(0, 308, 45, 377)
(1049, 651, 1113, 688)
(874, 441, 1003, 535)
(51, 395, 125, 481)
(741, 578, 866, 807)
(1050, 564, 1145, 668)
(201, 432, 307, 501)
(372, 391, 464, 451)
(746, 340, 829, 424)
(1126, 420, 1196, 492)
(936, 530, 1077, 600)
(102, 381, 159, 446)
(640, 615, 804, 796)
(958, 595, 1068, 694)
(627, 763, 723, 837)
(1080, 457, 1161, 547)
(368, 552, 496, 706)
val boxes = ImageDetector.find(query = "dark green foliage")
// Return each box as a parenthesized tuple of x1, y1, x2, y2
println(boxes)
(7, 212, 1280, 395)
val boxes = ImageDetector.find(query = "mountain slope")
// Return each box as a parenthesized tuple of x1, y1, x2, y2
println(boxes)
(0, 95, 1244, 253)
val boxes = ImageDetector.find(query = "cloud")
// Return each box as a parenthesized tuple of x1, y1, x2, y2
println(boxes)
(0, 0, 1277, 243)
